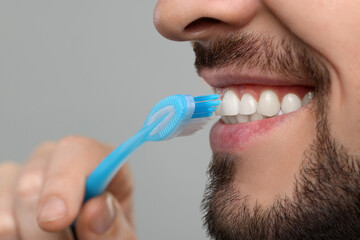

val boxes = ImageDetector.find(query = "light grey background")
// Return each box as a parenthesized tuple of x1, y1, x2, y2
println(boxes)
(0, 1, 215, 239)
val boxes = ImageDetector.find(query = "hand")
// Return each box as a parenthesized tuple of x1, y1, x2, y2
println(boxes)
(0, 136, 137, 240)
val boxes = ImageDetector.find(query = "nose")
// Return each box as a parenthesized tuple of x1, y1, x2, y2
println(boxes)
(154, 0, 262, 41)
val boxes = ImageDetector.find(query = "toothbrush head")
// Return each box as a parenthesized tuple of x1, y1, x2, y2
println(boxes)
(143, 94, 220, 141)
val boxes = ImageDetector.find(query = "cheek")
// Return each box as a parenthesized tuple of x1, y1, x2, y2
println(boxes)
(328, 71, 360, 155)
(264, 0, 360, 154)
(263, 0, 360, 61)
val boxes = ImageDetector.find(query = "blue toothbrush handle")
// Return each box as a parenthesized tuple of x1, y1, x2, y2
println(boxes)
(84, 115, 166, 202)
(84, 130, 146, 202)
(71, 118, 165, 235)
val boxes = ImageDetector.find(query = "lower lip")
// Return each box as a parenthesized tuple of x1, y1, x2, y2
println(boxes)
(209, 112, 297, 152)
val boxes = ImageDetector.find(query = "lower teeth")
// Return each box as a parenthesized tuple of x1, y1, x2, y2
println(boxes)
(221, 113, 267, 124)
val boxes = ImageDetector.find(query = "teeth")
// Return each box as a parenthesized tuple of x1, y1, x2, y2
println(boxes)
(281, 93, 302, 114)
(218, 90, 314, 125)
(239, 94, 257, 115)
(257, 90, 280, 117)
(215, 105, 221, 116)
(220, 90, 240, 116)
(250, 112, 266, 121)
(302, 91, 314, 106)
(228, 116, 238, 124)
(236, 114, 250, 123)
(221, 115, 231, 124)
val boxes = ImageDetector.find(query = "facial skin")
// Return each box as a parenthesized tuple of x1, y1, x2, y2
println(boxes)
(154, 0, 360, 239)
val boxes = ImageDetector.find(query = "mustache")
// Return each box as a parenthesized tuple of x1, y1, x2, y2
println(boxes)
(194, 32, 326, 81)
(193, 31, 330, 117)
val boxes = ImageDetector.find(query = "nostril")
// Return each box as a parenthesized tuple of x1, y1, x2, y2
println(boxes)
(184, 17, 221, 32)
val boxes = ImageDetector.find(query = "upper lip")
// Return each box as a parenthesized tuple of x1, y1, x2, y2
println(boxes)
(199, 67, 315, 88)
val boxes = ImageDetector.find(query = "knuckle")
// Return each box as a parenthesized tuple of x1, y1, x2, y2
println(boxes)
(29, 141, 56, 161)
(42, 170, 82, 191)
(43, 171, 66, 184)
(35, 141, 57, 152)
(0, 211, 16, 237)
(0, 162, 20, 173)
(0, 190, 12, 206)
(16, 170, 43, 198)
(57, 135, 97, 149)
(56, 136, 112, 157)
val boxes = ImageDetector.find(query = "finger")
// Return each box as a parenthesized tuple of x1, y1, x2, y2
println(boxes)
(75, 192, 137, 240)
(107, 162, 135, 227)
(0, 162, 20, 240)
(13, 142, 73, 240)
(37, 136, 113, 232)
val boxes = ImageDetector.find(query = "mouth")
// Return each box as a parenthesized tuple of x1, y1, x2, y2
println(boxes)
(200, 67, 315, 152)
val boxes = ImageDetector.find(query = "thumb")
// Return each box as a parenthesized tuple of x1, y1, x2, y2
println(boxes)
(75, 192, 137, 240)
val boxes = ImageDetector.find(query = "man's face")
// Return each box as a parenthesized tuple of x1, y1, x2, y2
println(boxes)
(154, 1, 360, 239)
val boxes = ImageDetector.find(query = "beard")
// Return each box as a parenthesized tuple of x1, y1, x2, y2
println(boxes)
(202, 117, 360, 240)
(196, 32, 360, 240)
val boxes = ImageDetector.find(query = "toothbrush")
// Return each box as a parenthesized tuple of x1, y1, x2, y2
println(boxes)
(84, 94, 220, 202)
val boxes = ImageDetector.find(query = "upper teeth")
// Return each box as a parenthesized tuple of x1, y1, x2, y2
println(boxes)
(257, 90, 281, 117)
(217, 89, 314, 124)
(302, 92, 314, 106)
(239, 93, 257, 115)
(281, 93, 302, 114)
(220, 90, 241, 116)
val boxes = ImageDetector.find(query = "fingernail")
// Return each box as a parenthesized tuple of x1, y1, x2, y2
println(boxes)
(38, 196, 67, 222)
(89, 194, 115, 234)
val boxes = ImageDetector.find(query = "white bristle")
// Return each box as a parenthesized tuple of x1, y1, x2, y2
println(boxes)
(177, 117, 212, 137)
